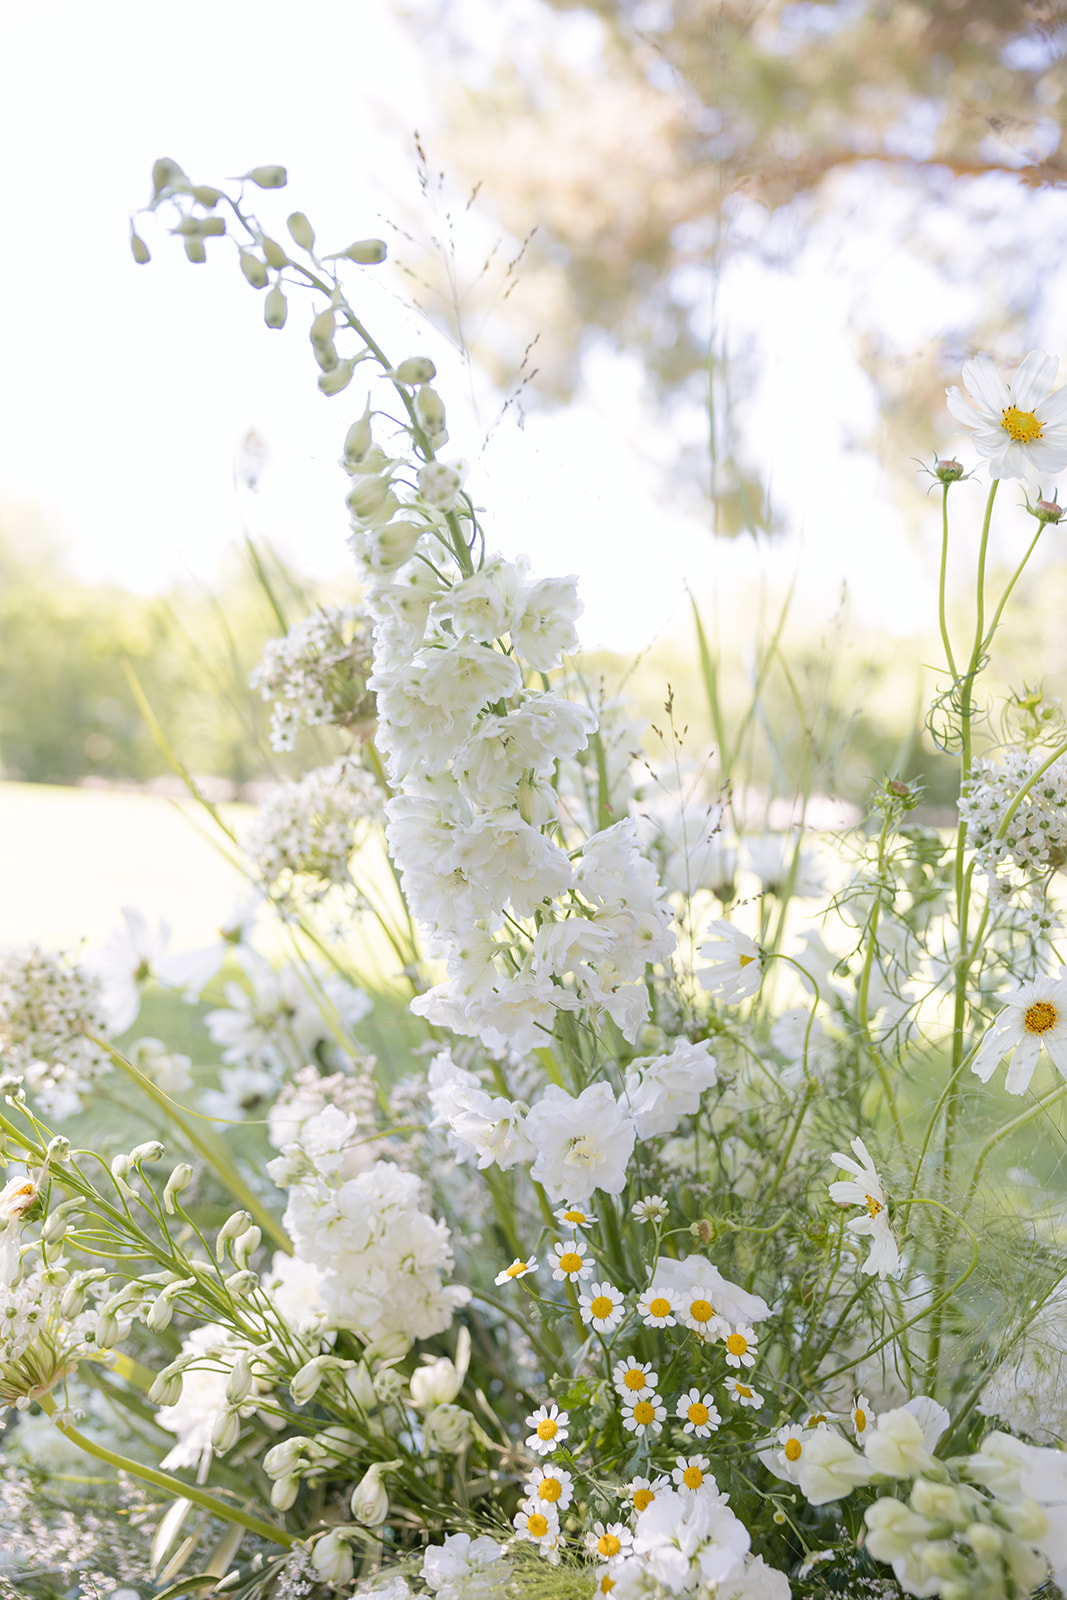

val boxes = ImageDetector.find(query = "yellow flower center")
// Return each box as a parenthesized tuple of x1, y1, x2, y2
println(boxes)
(563, 1209, 587, 1224)
(854, 1408, 867, 1433)
(528, 1512, 549, 1538)
(784, 1437, 802, 1461)
(558, 1251, 583, 1274)
(689, 1298, 714, 1324)
(598, 1533, 622, 1557)
(1002, 405, 1043, 444)
(632, 1487, 655, 1510)
(599, 1579, 616, 1596)
(633, 1400, 655, 1425)
(726, 1333, 747, 1356)
(683, 1465, 703, 1488)
(735, 1383, 754, 1399)
(807, 1412, 826, 1427)
(648, 1296, 671, 1319)
(687, 1401, 709, 1425)
(590, 1295, 613, 1320)
(538, 1477, 562, 1502)
(623, 1367, 647, 1390)
(1025, 999, 1058, 1035)
(865, 1194, 883, 1218)
(536, 1418, 558, 1441)
(506, 1260, 528, 1278)
(738, 952, 756, 967)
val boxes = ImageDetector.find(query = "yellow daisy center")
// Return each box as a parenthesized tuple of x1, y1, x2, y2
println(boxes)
(689, 1298, 714, 1324)
(536, 1418, 558, 1441)
(527, 1512, 549, 1538)
(784, 1437, 802, 1461)
(506, 1260, 528, 1278)
(1025, 999, 1058, 1035)
(558, 1251, 583, 1274)
(590, 1295, 613, 1320)
(598, 1533, 622, 1557)
(599, 1578, 616, 1596)
(563, 1209, 587, 1224)
(735, 1383, 754, 1399)
(855, 1408, 867, 1433)
(726, 1333, 748, 1356)
(623, 1367, 647, 1390)
(1002, 405, 1043, 444)
(683, 1465, 703, 1488)
(738, 952, 756, 967)
(865, 1194, 883, 1218)
(538, 1477, 562, 1502)
(633, 1400, 655, 1425)
(648, 1296, 671, 1318)
(807, 1412, 827, 1426)
(687, 1401, 709, 1425)
(632, 1487, 655, 1510)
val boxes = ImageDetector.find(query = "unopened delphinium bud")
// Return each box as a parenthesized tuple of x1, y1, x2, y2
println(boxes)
(395, 356, 436, 385)
(231, 1223, 261, 1269)
(247, 165, 288, 189)
(151, 157, 190, 199)
(239, 251, 269, 289)
(415, 386, 446, 434)
(264, 286, 287, 329)
(226, 1353, 255, 1405)
(163, 1162, 194, 1214)
(343, 407, 373, 467)
(287, 211, 315, 251)
(261, 235, 289, 269)
(319, 359, 355, 397)
(46, 1135, 70, 1162)
(191, 185, 223, 207)
(130, 231, 150, 264)
(176, 216, 225, 239)
(184, 238, 207, 265)
(342, 238, 387, 264)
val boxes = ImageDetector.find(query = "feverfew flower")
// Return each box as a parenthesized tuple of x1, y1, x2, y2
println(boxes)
(579, 1281, 625, 1333)
(585, 1522, 633, 1562)
(851, 1393, 877, 1439)
(632, 1194, 669, 1224)
(971, 973, 1067, 1094)
(524, 1082, 636, 1201)
(512, 1501, 560, 1550)
(525, 1403, 569, 1456)
(945, 349, 1067, 481)
(621, 1392, 667, 1436)
(672, 1455, 713, 1494)
(676, 1388, 721, 1438)
(554, 1202, 598, 1230)
(495, 1256, 537, 1287)
(723, 1325, 758, 1369)
(828, 1137, 901, 1280)
(697, 921, 762, 1003)
(613, 1358, 658, 1398)
(638, 1287, 678, 1328)
(551, 1240, 593, 1281)
(624, 1474, 669, 1513)
(679, 1284, 728, 1342)
(725, 1377, 764, 1409)
(525, 1464, 574, 1510)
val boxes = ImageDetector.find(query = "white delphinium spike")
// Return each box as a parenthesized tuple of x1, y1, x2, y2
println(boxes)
(828, 1137, 901, 1280)
(971, 972, 1067, 1094)
(946, 350, 1067, 480)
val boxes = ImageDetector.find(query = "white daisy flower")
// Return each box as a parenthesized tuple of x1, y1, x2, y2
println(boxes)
(553, 1202, 598, 1230)
(725, 1377, 764, 1409)
(763, 1424, 810, 1484)
(584, 1522, 633, 1561)
(671, 1454, 713, 1493)
(494, 1255, 538, 1287)
(621, 1474, 668, 1513)
(620, 1392, 666, 1435)
(631, 1194, 669, 1223)
(972, 973, 1067, 1095)
(579, 1281, 625, 1333)
(850, 1393, 876, 1439)
(524, 1464, 574, 1510)
(679, 1285, 728, 1341)
(946, 350, 1067, 481)
(828, 1137, 901, 1281)
(637, 1286, 677, 1328)
(675, 1387, 721, 1437)
(513, 1500, 560, 1546)
(697, 920, 762, 1003)
(723, 1324, 758, 1369)
(612, 1358, 658, 1398)
(550, 1240, 593, 1282)
(525, 1403, 569, 1456)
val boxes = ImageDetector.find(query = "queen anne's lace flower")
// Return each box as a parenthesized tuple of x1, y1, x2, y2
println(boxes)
(0, 946, 112, 1118)
(250, 605, 375, 751)
(946, 350, 1067, 481)
(244, 757, 383, 898)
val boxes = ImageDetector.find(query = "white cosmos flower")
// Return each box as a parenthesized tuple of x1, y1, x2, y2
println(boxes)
(697, 921, 762, 1003)
(972, 973, 1067, 1094)
(828, 1137, 901, 1281)
(946, 350, 1067, 481)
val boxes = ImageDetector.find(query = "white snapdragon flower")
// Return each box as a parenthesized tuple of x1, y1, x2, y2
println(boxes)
(524, 1082, 636, 1201)
(625, 1038, 718, 1139)
(828, 1137, 900, 1280)
(946, 349, 1067, 481)
(972, 973, 1067, 1094)
(697, 921, 762, 1003)
(862, 1401, 947, 1478)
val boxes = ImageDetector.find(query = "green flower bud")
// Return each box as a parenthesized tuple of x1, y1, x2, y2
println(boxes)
(261, 235, 289, 269)
(287, 211, 315, 251)
(395, 357, 436, 385)
(176, 216, 225, 238)
(263, 1436, 310, 1478)
(239, 251, 269, 289)
(216, 1211, 253, 1256)
(129, 1140, 165, 1165)
(345, 473, 393, 521)
(247, 165, 288, 189)
(310, 308, 336, 346)
(95, 1308, 120, 1349)
(146, 1294, 173, 1332)
(211, 1405, 241, 1454)
(264, 285, 287, 329)
(225, 1268, 258, 1295)
(319, 359, 355, 397)
(46, 1135, 70, 1162)
(226, 1353, 255, 1405)
(313, 339, 339, 373)
(343, 406, 373, 467)
(342, 238, 387, 264)
(231, 1223, 261, 1269)
(965, 1522, 1001, 1559)
(351, 1464, 389, 1526)
(271, 1474, 299, 1510)
(290, 1356, 328, 1405)
(130, 231, 151, 265)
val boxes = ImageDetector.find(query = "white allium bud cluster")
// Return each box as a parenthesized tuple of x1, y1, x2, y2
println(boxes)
(242, 757, 384, 898)
(959, 746, 1067, 901)
(249, 605, 375, 752)
(0, 946, 112, 1118)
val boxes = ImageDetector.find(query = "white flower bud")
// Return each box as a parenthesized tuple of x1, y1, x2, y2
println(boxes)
(918, 1543, 967, 1580)
(366, 521, 422, 571)
(409, 1357, 462, 1410)
(287, 212, 315, 251)
(239, 251, 269, 289)
(351, 1464, 389, 1526)
(310, 308, 336, 346)
(183, 237, 206, 264)
(271, 1474, 299, 1510)
(231, 1224, 261, 1269)
(345, 473, 393, 521)
(994, 1497, 1048, 1540)
(263, 1436, 309, 1478)
(216, 1211, 253, 1255)
(910, 1479, 966, 1526)
(191, 185, 222, 207)
(395, 356, 436, 385)
(415, 386, 446, 434)
(41, 1211, 67, 1247)
(110, 1154, 130, 1182)
(149, 1368, 184, 1407)
(311, 1530, 355, 1586)
(226, 1354, 255, 1405)
(46, 1136, 71, 1162)
(211, 1405, 241, 1454)
(342, 238, 387, 264)
(965, 1522, 1002, 1559)
(290, 1356, 328, 1405)
(318, 359, 355, 397)
(247, 165, 288, 189)
(264, 285, 287, 329)
(261, 235, 289, 269)
(417, 461, 462, 510)
(163, 1162, 194, 1214)
(1003, 1533, 1049, 1593)
(364, 1331, 411, 1368)
(344, 1362, 376, 1411)
(313, 340, 339, 373)
(146, 1294, 174, 1332)
(151, 157, 190, 198)
(176, 216, 225, 238)
(130, 232, 151, 264)
(343, 407, 373, 467)
(95, 1308, 120, 1349)
(129, 1141, 165, 1165)
(225, 1269, 258, 1296)
(423, 1403, 473, 1455)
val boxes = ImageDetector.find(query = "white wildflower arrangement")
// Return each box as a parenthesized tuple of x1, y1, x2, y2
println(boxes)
(3, 161, 1067, 1600)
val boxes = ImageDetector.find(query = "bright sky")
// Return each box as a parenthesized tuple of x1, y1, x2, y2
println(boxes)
(1, 0, 1063, 654)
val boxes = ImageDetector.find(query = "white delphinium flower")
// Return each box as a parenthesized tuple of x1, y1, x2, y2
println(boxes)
(579, 1282, 625, 1333)
(249, 604, 375, 751)
(89, 906, 171, 1034)
(125, 1035, 192, 1095)
(625, 1038, 718, 1140)
(524, 1081, 636, 1201)
(525, 1402, 569, 1455)
(199, 1064, 277, 1122)
(945, 349, 1067, 480)
(658, 805, 734, 899)
(972, 972, 1067, 1093)
(0, 945, 112, 1118)
(744, 833, 825, 901)
(697, 921, 762, 1003)
(421, 1532, 509, 1598)
(676, 1388, 721, 1438)
(259, 1251, 328, 1342)
(828, 1137, 901, 1280)
(427, 1051, 533, 1171)
(243, 757, 383, 898)
(717, 1554, 793, 1600)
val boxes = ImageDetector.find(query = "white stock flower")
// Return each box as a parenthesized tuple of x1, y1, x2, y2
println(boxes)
(524, 1082, 636, 1201)
(828, 1137, 900, 1280)
(946, 350, 1067, 481)
(422, 1532, 508, 1598)
(625, 1038, 718, 1140)
(971, 973, 1067, 1094)
(697, 921, 762, 1003)
(632, 1485, 749, 1593)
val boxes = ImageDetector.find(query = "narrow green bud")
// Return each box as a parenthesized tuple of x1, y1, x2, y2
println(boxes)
(264, 285, 287, 329)
(239, 251, 269, 289)
(287, 211, 315, 251)
(343, 406, 373, 466)
(183, 237, 207, 265)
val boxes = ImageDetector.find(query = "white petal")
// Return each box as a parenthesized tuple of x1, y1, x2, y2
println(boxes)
(961, 353, 1010, 414)
(1003, 1033, 1041, 1095)
(1009, 350, 1058, 411)
(972, 1022, 1012, 1083)
(1036, 383, 1067, 426)
(1022, 437, 1067, 473)
(945, 386, 983, 428)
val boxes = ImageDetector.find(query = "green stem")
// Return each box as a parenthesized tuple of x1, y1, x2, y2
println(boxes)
(938, 483, 957, 679)
(37, 1392, 293, 1547)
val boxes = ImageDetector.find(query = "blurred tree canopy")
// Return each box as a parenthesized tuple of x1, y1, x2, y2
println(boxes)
(403, 0, 1067, 526)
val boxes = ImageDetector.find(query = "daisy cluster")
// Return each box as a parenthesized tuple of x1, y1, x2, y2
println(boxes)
(0, 946, 112, 1119)
(249, 603, 375, 751)
(242, 755, 384, 899)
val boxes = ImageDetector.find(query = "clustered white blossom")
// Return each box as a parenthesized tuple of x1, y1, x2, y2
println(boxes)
(250, 604, 375, 751)
(0, 946, 112, 1118)
(243, 756, 384, 897)
(959, 745, 1067, 914)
